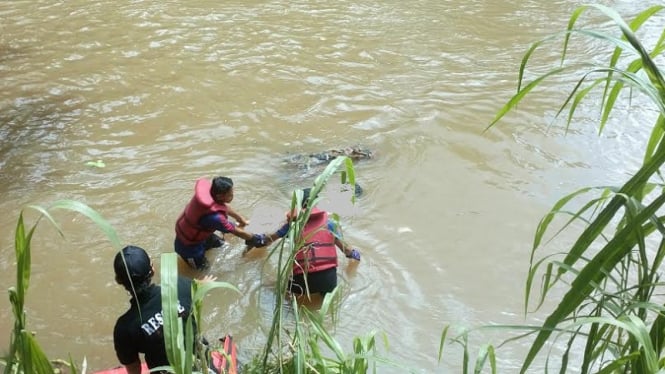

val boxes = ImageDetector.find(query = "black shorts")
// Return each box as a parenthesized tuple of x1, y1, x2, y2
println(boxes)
(289, 267, 337, 295)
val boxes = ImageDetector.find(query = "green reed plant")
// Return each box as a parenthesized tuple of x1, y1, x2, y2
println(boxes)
(1, 198, 240, 374)
(159, 252, 240, 374)
(442, 4, 665, 374)
(3, 200, 122, 374)
(291, 287, 383, 374)
(2, 161, 394, 374)
(259, 157, 354, 370)
(239, 156, 396, 373)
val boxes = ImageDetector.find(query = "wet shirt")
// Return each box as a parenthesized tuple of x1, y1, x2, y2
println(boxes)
(199, 212, 235, 234)
(113, 277, 193, 370)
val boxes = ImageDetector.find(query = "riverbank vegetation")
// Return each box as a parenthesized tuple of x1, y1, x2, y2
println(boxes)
(3, 4, 665, 374)
(442, 4, 665, 373)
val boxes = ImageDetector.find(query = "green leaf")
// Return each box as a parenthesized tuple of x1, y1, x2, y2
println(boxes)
(43, 200, 122, 249)
(85, 160, 106, 168)
(521, 191, 665, 372)
(486, 67, 568, 132)
(161, 253, 184, 373)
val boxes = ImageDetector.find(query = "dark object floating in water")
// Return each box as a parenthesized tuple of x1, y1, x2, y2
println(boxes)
(308, 146, 373, 164)
(284, 145, 373, 198)
(285, 145, 373, 169)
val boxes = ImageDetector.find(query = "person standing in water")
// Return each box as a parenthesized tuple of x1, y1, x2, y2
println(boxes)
(257, 188, 361, 296)
(174, 176, 268, 269)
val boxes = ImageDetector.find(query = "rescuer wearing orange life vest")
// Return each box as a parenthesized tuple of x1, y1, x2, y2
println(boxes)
(174, 176, 268, 269)
(258, 188, 361, 295)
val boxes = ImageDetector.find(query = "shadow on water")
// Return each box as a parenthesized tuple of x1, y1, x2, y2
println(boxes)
(0, 86, 91, 193)
(0, 43, 29, 64)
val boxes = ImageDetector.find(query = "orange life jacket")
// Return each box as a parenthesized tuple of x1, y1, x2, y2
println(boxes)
(175, 178, 228, 245)
(293, 208, 338, 275)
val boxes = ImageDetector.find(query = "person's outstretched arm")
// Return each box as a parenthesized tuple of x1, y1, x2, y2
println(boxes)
(327, 219, 361, 260)
(200, 212, 255, 241)
(266, 221, 290, 243)
(243, 221, 290, 252)
(334, 237, 361, 260)
(230, 225, 256, 241)
(226, 205, 249, 227)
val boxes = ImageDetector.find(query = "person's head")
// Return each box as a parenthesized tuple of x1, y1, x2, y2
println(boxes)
(287, 188, 314, 220)
(211, 176, 234, 204)
(114, 245, 154, 292)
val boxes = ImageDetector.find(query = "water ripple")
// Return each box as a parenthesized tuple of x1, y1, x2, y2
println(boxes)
(0, 0, 661, 372)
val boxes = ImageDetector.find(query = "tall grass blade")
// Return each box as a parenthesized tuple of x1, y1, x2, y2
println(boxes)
(486, 68, 568, 131)
(30, 199, 122, 249)
(521, 191, 665, 372)
(438, 325, 450, 362)
(7, 201, 123, 374)
(161, 253, 184, 373)
(19, 331, 55, 374)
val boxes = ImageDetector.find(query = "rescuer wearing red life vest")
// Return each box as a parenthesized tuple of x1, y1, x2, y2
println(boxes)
(260, 188, 361, 296)
(174, 176, 268, 269)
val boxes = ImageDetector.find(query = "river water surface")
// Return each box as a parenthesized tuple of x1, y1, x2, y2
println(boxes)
(0, 0, 662, 372)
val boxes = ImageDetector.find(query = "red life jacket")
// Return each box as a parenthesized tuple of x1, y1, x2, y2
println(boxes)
(293, 208, 338, 275)
(175, 178, 228, 245)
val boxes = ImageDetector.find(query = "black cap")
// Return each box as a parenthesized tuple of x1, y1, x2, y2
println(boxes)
(114, 245, 152, 287)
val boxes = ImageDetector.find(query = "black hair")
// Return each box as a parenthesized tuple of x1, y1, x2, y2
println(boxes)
(114, 245, 154, 294)
(211, 176, 234, 196)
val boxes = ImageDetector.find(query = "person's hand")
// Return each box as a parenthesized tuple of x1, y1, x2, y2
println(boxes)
(237, 218, 249, 227)
(197, 274, 217, 283)
(245, 233, 268, 248)
(346, 248, 361, 261)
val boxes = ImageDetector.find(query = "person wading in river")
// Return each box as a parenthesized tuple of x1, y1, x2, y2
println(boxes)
(174, 176, 268, 269)
(253, 188, 361, 297)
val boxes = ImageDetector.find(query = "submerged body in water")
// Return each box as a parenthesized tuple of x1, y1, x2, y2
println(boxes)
(285, 146, 373, 169)
(283, 145, 373, 197)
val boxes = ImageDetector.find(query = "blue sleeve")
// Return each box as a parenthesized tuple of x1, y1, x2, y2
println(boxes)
(327, 219, 343, 239)
(275, 222, 290, 238)
(199, 213, 235, 233)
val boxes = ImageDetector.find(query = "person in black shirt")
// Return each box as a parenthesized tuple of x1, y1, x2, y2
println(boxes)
(112, 245, 214, 374)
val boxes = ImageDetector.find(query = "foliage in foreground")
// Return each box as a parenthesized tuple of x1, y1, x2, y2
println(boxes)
(13, 4, 664, 374)
(237, 157, 396, 373)
(3, 200, 122, 374)
(440, 4, 665, 374)
(2, 157, 396, 374)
